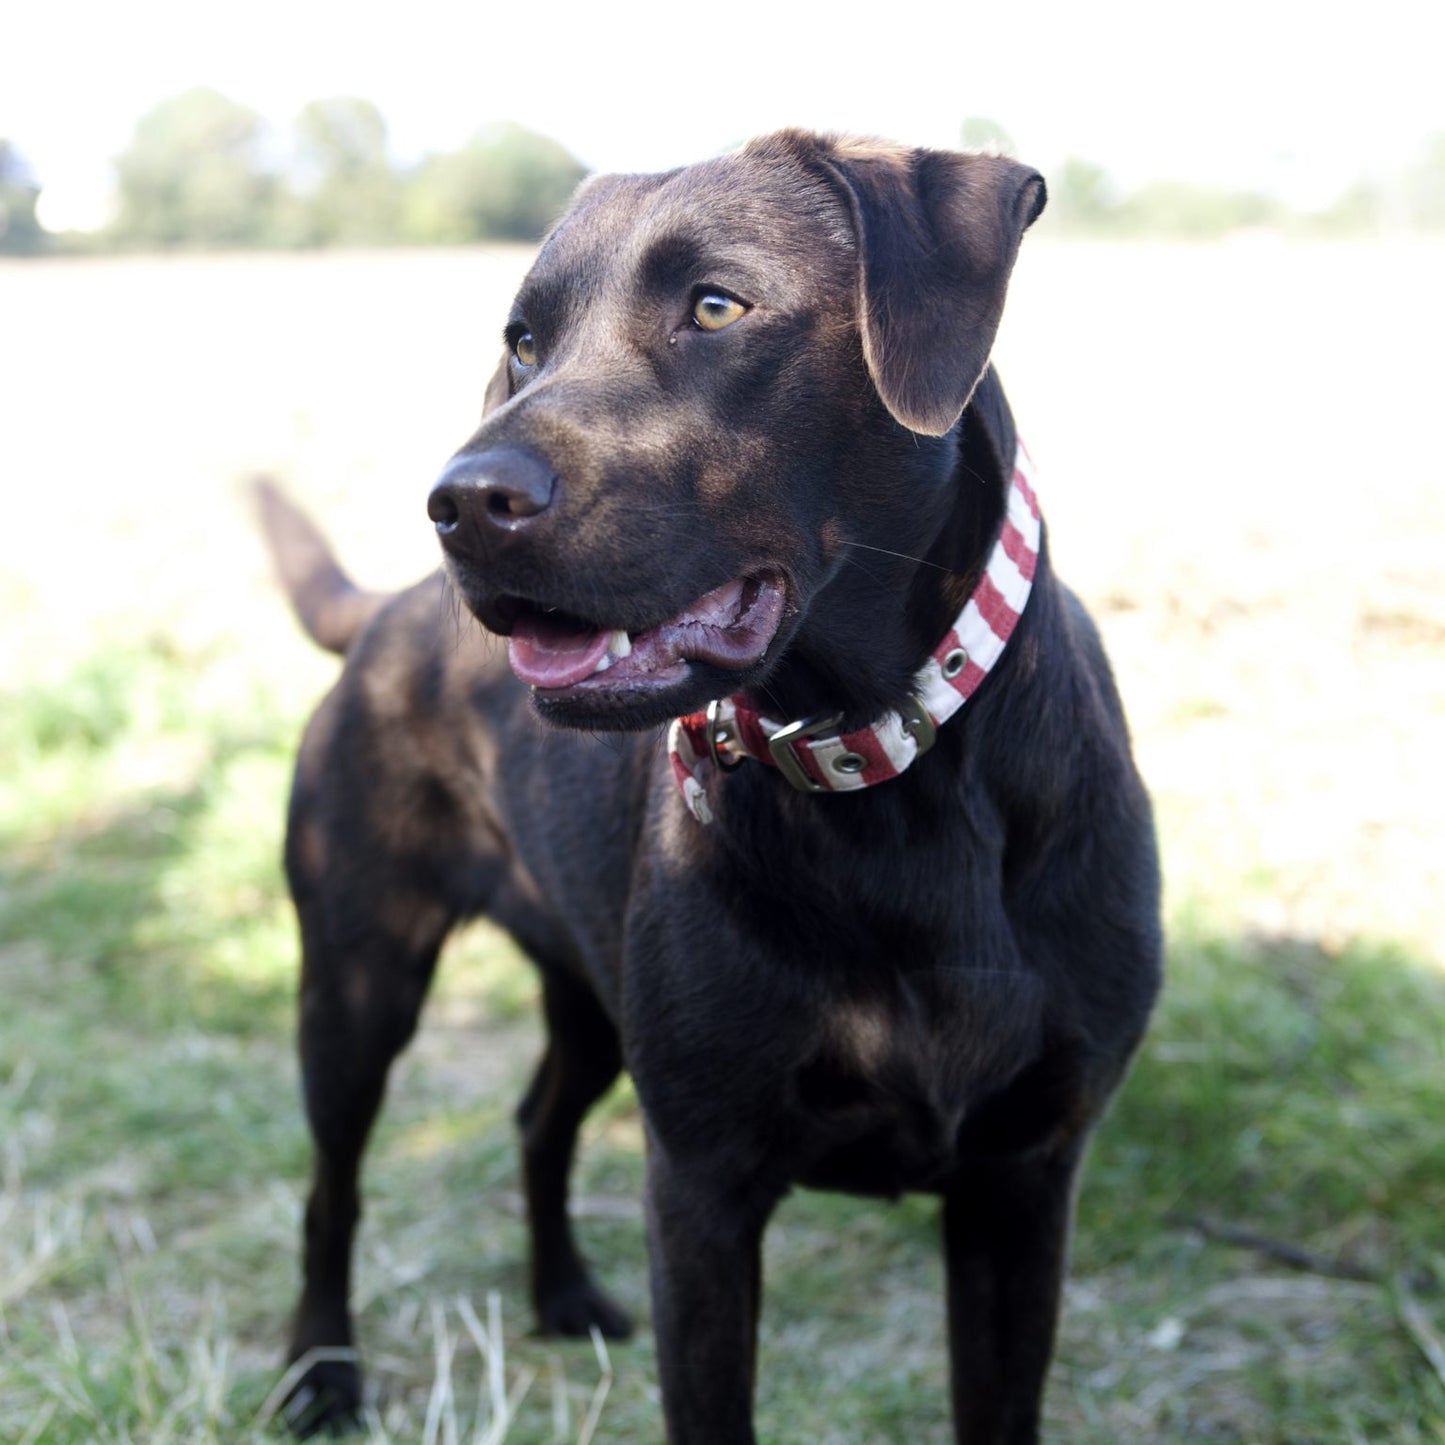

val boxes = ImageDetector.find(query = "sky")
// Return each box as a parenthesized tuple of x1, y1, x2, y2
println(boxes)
(5, 0, 1442, 230)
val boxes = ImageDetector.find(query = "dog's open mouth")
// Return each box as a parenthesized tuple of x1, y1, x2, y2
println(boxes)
(505, 572, 787, 695)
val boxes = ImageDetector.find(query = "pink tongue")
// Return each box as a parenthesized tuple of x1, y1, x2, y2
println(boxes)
(507, 614, 611, 688)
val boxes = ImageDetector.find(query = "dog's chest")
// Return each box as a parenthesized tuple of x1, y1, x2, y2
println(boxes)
(789, 969, 1046, 1195)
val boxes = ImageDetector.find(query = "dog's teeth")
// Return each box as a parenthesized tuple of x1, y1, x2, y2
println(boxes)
(585, 633, 631, 678)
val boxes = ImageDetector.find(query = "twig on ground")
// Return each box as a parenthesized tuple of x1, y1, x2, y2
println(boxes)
(1172, 1213, 1380, 1283)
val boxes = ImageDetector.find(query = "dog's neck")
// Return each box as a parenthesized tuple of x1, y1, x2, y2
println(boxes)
(917, 376, 1019, 652)
(669, 385, 1040, 823)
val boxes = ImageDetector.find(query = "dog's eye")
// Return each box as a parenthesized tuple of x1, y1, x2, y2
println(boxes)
(692, 293, 747, 332)
(513, 332, 538, 366)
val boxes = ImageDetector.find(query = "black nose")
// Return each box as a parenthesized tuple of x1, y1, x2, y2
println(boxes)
(428, 447, 558, 537)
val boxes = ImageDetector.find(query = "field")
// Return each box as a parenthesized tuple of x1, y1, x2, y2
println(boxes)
(1, 239, 1443, 1443)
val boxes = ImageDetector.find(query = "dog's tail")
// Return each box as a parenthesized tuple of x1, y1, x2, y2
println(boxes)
(251, 478, 390, 656)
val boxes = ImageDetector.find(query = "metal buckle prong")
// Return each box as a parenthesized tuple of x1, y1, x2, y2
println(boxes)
(897, 694, 937, 758)
(766, 711, 843, 793)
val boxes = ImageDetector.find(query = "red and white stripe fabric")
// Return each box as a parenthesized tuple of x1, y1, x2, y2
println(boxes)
(668, 442, 1041, 825)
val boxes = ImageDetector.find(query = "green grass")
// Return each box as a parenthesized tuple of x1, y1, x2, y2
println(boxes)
(2, 638, 1443, 1443)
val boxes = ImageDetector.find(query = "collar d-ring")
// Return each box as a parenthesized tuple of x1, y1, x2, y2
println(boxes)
(705, 698, 744, 771)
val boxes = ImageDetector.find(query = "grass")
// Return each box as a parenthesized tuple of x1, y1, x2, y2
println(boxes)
(2, 240, 1444, 1441)
(2, 634, 1443, 1444)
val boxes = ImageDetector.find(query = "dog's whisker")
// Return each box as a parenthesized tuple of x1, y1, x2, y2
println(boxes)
(840, 541, 953, 573)
(439, 576, 469, 655)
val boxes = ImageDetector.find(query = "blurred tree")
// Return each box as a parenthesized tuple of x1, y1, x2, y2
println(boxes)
(1041, 160, 1283, 239)
(1310, 180, 1385, 236)
(0, 140, 44, 254)
(402, 123, 587, 243)
(112, 88, 278, 248)
(1116, 179, 1280, 238)
(1043, 157, 1120, 233)
(959, 116, 1016, 155)
(296, 95, 388, 180)
(289, 96, 401, 245)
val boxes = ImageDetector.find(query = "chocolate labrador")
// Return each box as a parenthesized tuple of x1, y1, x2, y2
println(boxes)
(260, 129, 1161, 1443)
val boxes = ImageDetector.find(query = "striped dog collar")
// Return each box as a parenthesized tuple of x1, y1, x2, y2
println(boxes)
(667, 443, 1041, 826)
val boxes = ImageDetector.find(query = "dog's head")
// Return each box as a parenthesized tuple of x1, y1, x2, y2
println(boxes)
(429, 130, 1043, 730)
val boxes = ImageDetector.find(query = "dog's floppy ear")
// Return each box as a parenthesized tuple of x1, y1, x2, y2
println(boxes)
(817, 140, 1045, 437)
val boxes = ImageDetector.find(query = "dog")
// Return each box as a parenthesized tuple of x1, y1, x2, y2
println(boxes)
(259, 129, 1162, 1443)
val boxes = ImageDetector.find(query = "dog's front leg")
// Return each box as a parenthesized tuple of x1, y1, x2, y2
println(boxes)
(941, 1147, 1082, 1444)
(644, 1139, 780, 1445)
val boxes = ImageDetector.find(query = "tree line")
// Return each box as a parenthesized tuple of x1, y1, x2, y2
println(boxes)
(1038, 150, 1445, 240)
(958, 117, 1445, 242)
(4, 100, 1444, 256)
(4, 89, 589, 254)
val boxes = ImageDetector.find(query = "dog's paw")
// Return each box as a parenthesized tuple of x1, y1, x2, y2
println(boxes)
(538, 1278, 634, 1340)
(279, 1359, 365, 1439)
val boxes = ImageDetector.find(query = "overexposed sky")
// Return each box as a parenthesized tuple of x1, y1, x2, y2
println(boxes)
(5, 0, 1442, 229)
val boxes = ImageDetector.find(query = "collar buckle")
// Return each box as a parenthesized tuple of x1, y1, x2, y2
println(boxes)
(766, 711, 843, 793)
